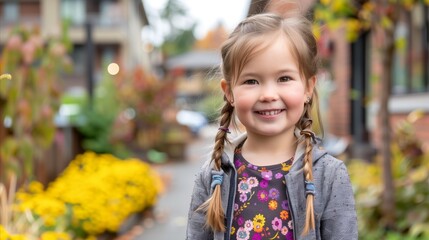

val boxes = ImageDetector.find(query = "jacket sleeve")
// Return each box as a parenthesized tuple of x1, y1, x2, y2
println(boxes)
(186, 168, 213, 240)
(321, 162, 358, 240)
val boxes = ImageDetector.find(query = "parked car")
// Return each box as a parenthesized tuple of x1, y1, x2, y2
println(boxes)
(176, 110, 208, 135)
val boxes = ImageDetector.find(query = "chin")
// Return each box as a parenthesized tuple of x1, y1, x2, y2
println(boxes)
(254, 129, 289, 136)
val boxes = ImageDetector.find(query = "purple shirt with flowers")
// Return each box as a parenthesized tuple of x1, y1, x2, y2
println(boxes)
(230, 144, 294, 240)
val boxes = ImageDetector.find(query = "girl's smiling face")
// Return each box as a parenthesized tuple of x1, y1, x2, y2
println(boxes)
(222, 32, 315, 139)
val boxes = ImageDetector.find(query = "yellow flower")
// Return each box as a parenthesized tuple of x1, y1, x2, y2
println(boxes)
(0, 225, 26, 240)
(281, 163, 291, 172)
(28, 181, 44, 193)
(253, 214, 265, 222)
(252, 213, 266, 232)
(0, 225, 10, 237)
(40, 231, 71, 240)
(10, 236, 26, 240)
(13, 151, 163, 236)
(268, 200, 278, 210)
(320, 0, 330, 6)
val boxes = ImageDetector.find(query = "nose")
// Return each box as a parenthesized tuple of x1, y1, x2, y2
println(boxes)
(259, 83, 279, 102)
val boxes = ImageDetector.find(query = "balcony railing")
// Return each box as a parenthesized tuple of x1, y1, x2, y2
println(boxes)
(0, 16, 41, 28)
(65, 13, 125, 28)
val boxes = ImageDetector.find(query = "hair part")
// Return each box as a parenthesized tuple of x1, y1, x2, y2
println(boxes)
(200, 12, 321, 235)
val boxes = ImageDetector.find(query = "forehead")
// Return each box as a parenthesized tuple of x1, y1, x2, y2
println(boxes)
(239, 33, 299, 75)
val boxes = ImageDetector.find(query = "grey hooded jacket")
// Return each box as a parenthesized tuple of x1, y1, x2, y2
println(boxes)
(186, 133, 358, 240)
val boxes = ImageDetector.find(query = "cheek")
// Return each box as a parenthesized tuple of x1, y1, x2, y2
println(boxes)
(234, 99, 253, 114)
(232, 90, 253, 107)
(288, 97, 304, 108)
(284, 92, 306, 109)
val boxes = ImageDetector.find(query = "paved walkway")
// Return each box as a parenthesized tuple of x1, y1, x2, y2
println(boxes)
(131, 126, 217, 240)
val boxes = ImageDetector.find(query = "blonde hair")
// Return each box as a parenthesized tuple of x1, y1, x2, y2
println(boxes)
(199, 13, 321, 235)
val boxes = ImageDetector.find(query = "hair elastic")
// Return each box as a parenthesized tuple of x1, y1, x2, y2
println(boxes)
(300, 130, 316, 144)
(218, 127, 231, 134)
(305, 180, 316, 197)
(210, 170, 224, 189)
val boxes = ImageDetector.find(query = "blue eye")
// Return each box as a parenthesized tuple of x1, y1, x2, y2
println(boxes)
(279, 76, 292, 82)
(243, 79, 258, 85)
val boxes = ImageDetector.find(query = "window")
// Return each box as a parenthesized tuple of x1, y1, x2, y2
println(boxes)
(61, 0, 86, 25)
(100, 0, 115, 26)
(101, 46, 117, 66)
(392, 20, 408, 94)
(70, 45, 85, 76)
(392, 4, 429, 94)
(3, 1, 19, 22)
(410, 4, 426, 92)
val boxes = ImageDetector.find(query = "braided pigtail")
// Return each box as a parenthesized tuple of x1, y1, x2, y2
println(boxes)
(299, 97, 317, 235)
(197, 101, 234, 232)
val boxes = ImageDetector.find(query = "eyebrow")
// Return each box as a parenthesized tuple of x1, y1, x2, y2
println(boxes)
(240, 68, 299, 78)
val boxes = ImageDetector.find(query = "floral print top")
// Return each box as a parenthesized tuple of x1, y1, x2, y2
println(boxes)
(230, 144, 294, 240)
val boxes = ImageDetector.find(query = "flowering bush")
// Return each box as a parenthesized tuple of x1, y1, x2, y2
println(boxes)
(349, 151, 429, 239)
(346, 110, 429, 239)
(0, 26, 72, 183)
(0, 225, 73, 240)
(9, 152, 163, 238)
(0, 225, 26, 240)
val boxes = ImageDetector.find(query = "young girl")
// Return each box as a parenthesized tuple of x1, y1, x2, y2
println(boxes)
(187, 13, 357, 240)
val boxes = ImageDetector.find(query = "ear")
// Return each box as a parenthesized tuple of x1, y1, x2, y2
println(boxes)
(221, 79, 233, 104)
(306, 75, 317, 97)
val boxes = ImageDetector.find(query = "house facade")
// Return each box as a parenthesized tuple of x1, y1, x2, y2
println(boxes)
(166, 50, 221, 110)
(0, 0, 151, 91)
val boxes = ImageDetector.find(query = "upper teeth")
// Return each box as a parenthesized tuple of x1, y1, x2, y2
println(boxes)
(259, 110, 281, 115)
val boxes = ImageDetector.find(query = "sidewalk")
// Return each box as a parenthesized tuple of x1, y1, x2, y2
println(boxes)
(129, 125, 217, 240)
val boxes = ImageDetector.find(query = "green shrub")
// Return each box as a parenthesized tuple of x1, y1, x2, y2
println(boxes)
(349, 146, 429, 239)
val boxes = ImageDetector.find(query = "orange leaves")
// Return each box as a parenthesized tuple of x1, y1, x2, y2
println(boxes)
(194, 24, 228, 50)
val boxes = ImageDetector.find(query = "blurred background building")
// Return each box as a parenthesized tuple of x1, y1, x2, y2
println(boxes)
(166, 50, 220, 110)
(0, 0, 152, 93)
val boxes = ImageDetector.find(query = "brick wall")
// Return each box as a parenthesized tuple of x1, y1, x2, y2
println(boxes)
(20, 2, 40, 16)
(327, 28, 351, 138)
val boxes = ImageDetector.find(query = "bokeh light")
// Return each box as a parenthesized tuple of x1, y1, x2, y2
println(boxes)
(107, 63, 120, 75)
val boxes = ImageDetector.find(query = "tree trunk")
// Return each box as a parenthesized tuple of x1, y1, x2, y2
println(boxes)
(379, 25, 396, 230)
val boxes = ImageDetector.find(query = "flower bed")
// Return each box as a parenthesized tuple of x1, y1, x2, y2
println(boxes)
(2, 152, 163, 239)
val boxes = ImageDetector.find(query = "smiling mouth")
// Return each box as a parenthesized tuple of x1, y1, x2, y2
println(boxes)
(255, 109, 285, 116)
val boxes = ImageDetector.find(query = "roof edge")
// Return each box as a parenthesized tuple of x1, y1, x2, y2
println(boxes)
(137, 0, 150, 26)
